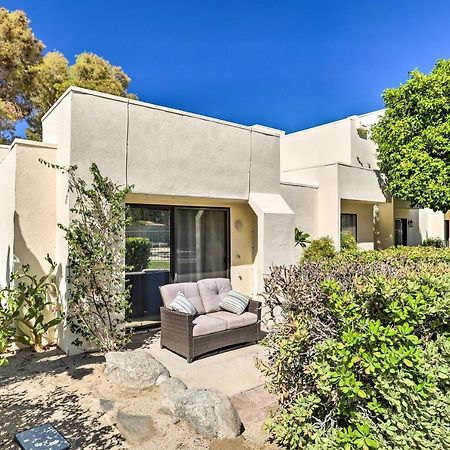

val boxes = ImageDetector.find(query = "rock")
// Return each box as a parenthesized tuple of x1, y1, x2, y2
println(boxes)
(116, 411, 156, 444)
(162, 388, 241, 438)
(105, 349, 170, 388)
(99, 398, 115, 412)
(158, 377, 188, 398)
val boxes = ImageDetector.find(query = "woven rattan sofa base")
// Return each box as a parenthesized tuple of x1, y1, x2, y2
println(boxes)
(160, 300, 261, 363)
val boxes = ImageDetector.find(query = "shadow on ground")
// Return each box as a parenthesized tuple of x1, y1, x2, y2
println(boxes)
(0, 349, 125, 449)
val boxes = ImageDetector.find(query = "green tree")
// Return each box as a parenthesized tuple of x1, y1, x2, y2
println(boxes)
(27, 52, 135, 140)
(0, 7, 136, 142)
(372, 60, 450, 212)
(0, 7, 43, 143)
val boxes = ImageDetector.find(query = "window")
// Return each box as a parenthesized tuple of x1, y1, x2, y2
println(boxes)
(341, 213, 357, 238)
(126, 206, 171, 271)
(126, 204, 230, 281)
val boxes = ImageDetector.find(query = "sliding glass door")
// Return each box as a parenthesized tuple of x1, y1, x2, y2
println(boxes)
(174, 208, 229, 282)
(126, 204, 230, 319)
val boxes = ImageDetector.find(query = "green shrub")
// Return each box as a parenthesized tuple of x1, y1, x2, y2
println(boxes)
(302, 236, 336, 261)
(341, 231, 358, 253)
(125, 237, 151, 272)
(259, 247, 450, 449)
(422, 236, 446, 248)
(0, 294, 18, 366)
(0, 257, 60, 361)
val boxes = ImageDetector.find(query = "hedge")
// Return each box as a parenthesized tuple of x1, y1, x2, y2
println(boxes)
(259, 247, 450, 449)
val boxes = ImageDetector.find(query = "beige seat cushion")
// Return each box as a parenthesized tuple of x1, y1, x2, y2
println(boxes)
(160, 282, 206, 314)
(197, 278, 232, 313)
(208, 311, 257, 330)
(192, 315, 227, 337)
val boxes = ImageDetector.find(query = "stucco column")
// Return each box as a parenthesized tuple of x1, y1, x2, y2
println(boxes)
(249, 193, 295, 295)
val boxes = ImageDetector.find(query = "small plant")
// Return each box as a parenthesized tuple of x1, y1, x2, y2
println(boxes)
(340, 231, 358, 252)
(302, 236, 335, 261)
(0, 257, 61, 353)
(422, 236, 445, 248)
(0, 293, 19, 366)
(294, 228, 310, 248)
(125, 237, 151, 272)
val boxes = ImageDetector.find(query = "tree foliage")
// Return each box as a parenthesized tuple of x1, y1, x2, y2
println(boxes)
(27, 52, 135, 140)
(260, 247, 450, 449)
(372, 60, 450, 212)
(0, 7, 43, 143)
(42, 160, 132, 351)
(0, 7, 136, 142)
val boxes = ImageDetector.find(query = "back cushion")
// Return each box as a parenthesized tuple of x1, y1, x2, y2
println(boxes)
(197, 278, 232, 313)
(160, 282, 205, 314)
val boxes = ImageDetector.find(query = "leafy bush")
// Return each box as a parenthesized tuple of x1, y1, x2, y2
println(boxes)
(259, 247, 450, 449)
(302, 236, 336, 261)
(43, 160, 132, 352)
(0, 257, 60, 362)
(341, 231, 358, 253)
(422, 236, 446, 248)
(125, 237, 151, 272)
(0, 294, 18, 366)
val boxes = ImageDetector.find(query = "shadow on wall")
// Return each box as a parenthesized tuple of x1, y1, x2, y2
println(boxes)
(13, 212, 45, 277)
(3, 245, 11, 287)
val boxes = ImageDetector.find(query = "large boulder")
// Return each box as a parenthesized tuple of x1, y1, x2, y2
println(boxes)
(162, 388, 241, 438)
(105, 349, 170, 388)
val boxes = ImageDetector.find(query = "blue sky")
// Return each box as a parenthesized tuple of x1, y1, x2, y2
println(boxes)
(4, 0, 450, 133)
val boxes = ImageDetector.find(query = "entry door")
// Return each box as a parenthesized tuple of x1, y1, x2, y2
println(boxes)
(445, 220, 449, 247)
(395, 219, 408, 246)
(173, 208, 229, 282)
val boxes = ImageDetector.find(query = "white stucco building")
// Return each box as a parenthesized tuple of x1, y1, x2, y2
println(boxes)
(0, 87, 448, 352)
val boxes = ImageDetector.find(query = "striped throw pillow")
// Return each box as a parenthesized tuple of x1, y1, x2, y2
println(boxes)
(169, 292, 198, 315)
(219, 290, 250, 315)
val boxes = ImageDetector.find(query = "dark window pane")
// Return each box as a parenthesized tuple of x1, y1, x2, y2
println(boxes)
(174, 208, 228, 282)
(341, 213, 357, 238)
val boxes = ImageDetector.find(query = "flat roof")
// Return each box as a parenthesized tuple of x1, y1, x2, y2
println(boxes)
(42, 86, 284, 137)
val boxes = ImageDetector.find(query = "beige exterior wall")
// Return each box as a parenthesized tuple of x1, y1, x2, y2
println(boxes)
(350, 111, 383, 170)
(280, 182, 318, 261)
(0, 147, 16, 287)
(341, 200, 375, 250)
(0, 141, 57, 286)
(374, 200, 394, 249)
(280, 118, 351, 171)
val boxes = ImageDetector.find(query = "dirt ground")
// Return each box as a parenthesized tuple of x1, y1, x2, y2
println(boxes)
(0, 346, 278, 450)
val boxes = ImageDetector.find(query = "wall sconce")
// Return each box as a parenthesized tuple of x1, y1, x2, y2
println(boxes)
(408, 219, 414, 228)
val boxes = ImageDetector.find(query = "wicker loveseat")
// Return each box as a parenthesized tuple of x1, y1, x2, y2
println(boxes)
(159, 278, 261, 362)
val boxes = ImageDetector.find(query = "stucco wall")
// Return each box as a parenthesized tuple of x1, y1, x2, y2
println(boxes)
(280, 182, 318, 261)
(0, 148, 16, 287)
(341, 199, 375, 250)
(374, 200, 394, 249)
(280, 118, 351, 171)
(350, 112, 383, 170)
(13, 141, 57, 276)
(338, 164, 386, 203)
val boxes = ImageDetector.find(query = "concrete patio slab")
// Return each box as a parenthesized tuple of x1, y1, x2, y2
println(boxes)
(132, 330, 267, 397)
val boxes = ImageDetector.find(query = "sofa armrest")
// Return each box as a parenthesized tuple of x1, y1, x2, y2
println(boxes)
(247, 299, 262, 321)
(160, 306, 194, 337)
